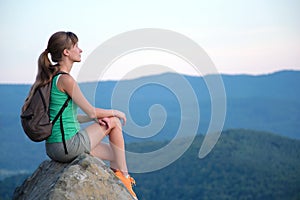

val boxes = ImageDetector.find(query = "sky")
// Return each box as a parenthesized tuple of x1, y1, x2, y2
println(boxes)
(0, 0, 300, 83)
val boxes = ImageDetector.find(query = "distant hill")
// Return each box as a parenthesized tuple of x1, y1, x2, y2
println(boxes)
(130, 129, 300, 200)
(90, 70, 300, 139)
(1, 129, 300, 199)
(0, 70, 299, 173)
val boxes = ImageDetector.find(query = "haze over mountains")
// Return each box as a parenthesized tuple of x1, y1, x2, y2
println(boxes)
(0, 70, 299, 172)
(83, 70, 299, 139)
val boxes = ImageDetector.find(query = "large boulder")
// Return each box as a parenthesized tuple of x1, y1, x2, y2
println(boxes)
(13, 153, 134, 200)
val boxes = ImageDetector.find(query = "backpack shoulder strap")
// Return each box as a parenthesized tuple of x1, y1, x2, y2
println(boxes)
(50, 71, 71, 125)
(51, 96, 71, 125)
(54, 71, 69, 77)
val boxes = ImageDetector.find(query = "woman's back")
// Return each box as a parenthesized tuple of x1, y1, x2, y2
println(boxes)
(47, 74, 80, 143)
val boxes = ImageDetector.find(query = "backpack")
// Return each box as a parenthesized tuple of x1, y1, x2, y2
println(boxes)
(20, 72, 71, 154)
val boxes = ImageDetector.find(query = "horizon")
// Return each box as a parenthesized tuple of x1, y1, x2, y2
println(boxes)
(1, 69, 299, 85)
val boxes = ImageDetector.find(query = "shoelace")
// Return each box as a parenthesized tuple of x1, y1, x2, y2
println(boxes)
(115, 169, 136, 187)
(129, 176, 136, 186)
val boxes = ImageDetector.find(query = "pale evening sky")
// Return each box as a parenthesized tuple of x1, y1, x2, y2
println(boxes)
(0, 0, 299, 83)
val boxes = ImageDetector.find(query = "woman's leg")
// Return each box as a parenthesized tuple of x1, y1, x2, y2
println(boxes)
(107, 118, 128, 173)
(84, 117, 128, 174)
(85, 117, 138, 199)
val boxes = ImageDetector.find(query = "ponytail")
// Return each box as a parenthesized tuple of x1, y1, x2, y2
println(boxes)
(22, 50, 59, 111)
(37, 49, 59, 86)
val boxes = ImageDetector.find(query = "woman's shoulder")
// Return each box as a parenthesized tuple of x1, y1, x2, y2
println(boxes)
(56, 73, 77, 93)
(58, 73, 75, 83)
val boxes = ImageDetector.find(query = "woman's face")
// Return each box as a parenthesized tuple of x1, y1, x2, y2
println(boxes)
(67, 43, 82, 62)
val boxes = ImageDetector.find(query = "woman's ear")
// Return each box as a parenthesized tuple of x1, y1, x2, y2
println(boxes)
(63, 49, 70, 56)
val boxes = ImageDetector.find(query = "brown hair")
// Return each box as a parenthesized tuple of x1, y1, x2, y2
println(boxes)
(23, 31, 78, 111)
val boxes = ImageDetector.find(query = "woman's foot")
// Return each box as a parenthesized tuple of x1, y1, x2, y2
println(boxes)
(114, 170, 138, 199)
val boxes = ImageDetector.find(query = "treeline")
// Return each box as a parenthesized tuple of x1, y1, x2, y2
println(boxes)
(0, 174, 28, 200)
(130, 129, 300, 199)
(1, 129, 300, 199)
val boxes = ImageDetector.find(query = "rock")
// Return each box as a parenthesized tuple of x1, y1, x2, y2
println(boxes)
(13, 153, 135, 200)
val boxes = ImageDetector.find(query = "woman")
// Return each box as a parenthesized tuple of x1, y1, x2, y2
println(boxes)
(24, 31, 137, 199)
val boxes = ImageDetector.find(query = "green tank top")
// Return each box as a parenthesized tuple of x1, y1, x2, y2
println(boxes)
(46, 75, 80, 143)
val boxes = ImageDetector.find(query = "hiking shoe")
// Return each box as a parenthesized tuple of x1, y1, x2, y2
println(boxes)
(114, 170, 138, 199)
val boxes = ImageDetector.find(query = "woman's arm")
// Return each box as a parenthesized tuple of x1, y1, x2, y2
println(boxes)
(77, 114, 94, 123)
(57, 74, 126, 124)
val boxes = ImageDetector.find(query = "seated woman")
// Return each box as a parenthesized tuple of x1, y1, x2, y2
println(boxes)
(23, 31, 137, 199)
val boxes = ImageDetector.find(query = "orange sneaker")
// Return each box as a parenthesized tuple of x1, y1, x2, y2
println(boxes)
(114, 170, 138, 199)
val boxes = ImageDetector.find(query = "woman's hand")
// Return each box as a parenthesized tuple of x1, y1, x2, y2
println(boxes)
(112, 110, 126, 125)
(98, 117, 110, 130)
(97, 110, 126, 129)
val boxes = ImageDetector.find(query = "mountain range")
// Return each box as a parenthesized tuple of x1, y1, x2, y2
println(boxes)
(0, 70, 299, 174)
(0, 70, 300, 199)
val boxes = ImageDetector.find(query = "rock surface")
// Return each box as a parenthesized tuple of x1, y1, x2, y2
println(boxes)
(13, 153, 134, 200)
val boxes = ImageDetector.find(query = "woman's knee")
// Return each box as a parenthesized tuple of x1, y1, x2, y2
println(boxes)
(110, 117, 122, 129)
(105, 117, 122, 137)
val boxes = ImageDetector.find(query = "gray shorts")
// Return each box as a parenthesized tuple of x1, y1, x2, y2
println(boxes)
(46, 130, 91, 163)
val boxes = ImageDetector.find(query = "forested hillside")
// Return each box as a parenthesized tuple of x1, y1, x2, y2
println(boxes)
(2, 129, 299, 199)
(129, 129, 300, 199)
